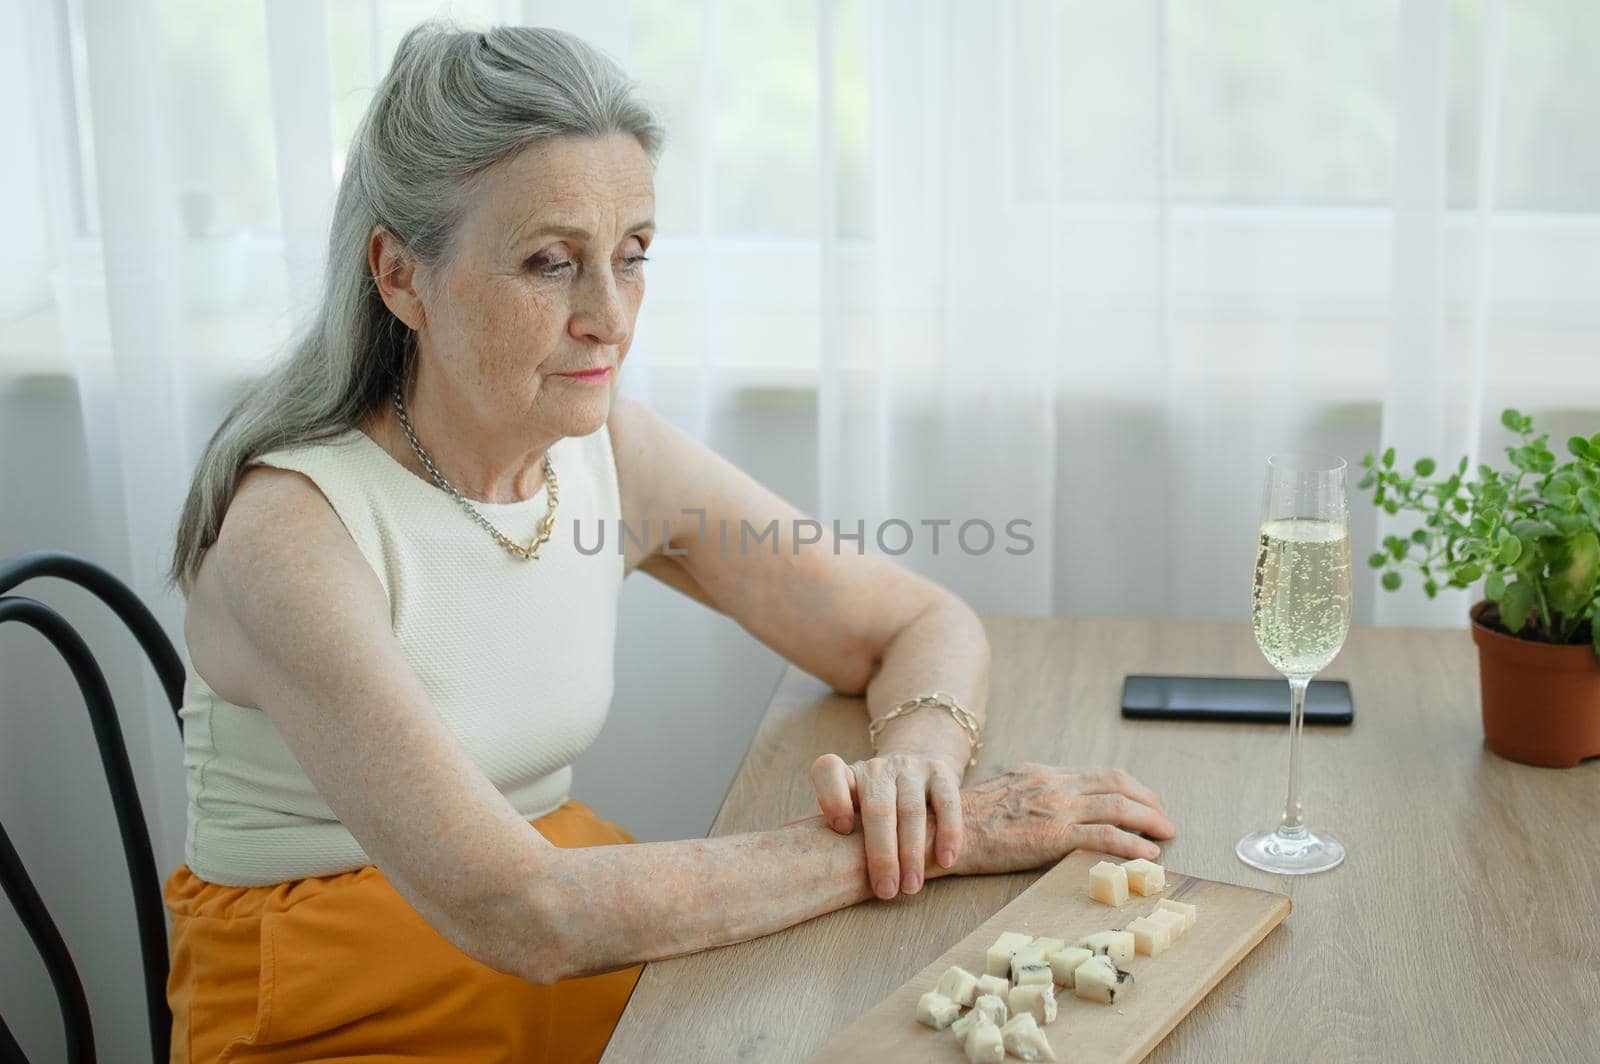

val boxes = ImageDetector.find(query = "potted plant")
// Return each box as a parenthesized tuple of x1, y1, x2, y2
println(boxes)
(1357, 408, 1600, 767)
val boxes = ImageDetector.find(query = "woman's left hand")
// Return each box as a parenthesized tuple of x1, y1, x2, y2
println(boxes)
(810, 751, 964, 901)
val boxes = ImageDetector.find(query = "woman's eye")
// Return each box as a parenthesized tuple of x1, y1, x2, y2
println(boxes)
(620, 254, 650, 275)
(534, 258, 574, 278)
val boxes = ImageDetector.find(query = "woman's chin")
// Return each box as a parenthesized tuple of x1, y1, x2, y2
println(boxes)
(550, 393, 614, 438)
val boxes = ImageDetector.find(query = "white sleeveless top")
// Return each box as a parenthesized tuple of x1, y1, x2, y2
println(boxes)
(179, 423, 625, 887)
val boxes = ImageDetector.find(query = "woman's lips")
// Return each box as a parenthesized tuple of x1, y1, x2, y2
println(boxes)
(557, 367, 612, 382)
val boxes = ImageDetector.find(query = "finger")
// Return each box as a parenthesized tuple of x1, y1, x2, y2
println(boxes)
(1061, 769, 1175, 836)
(1077, 766, 1170, 817)
(1071, 822, 1162, 861)
(927, 765, 963, 870)
(1069, 792, 1176, 844)
(810, 754, 858, 834)
(896, 770, 929, 894)
(855, 760, 900, 900)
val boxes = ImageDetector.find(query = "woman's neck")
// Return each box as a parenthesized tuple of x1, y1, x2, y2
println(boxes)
(360, 386, 551, 506)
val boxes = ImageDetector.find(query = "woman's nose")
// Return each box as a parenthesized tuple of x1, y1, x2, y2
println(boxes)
(571, 272, 630, 346)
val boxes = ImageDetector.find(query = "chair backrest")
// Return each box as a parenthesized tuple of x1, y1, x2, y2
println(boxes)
(0, 550, 187, 1064)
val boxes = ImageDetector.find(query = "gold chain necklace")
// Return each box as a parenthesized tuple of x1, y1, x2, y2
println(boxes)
(391, 379, 560, 560)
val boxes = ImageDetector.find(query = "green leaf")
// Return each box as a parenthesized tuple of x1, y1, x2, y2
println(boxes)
(1458, 455, 1469, 474)
(1485, 571, 1506, 600)
(1511, 518, 1560, 539)
(1367, 552, 1388, 569)
(1424, 579, 1439, 599)
(1382, 447, 1396, 469)
(1360, 452, 1375, 468)
(1357, 472, 1376, 489)
(1455, 561, 1483, 583)
(1569, 436, 1592, 460)
(1499, 581, 1535, 634)
(1501, 409, 1523, 430)
(1413, 457, 1437, 477)
(1411, 528, 1431, 546)
(1381, 571, 1402, 591)
(1553, 512, 1593, 536)
(1545, 531, 1600, 622)
(1578, 488, 1600, 520)
(1383, 499, 1400, 516)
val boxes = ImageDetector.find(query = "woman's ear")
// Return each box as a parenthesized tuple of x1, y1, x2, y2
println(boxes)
(368, 226, 427, 330)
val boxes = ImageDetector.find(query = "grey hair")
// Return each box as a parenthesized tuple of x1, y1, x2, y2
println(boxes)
(168, 19, 666, 592)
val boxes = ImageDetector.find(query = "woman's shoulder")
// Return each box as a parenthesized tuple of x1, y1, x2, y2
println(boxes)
(219, 458, 379, 590)
(189, 459, 388, 706)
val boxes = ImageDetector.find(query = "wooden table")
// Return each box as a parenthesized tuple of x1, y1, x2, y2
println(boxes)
(601, 616, 1600, 1062)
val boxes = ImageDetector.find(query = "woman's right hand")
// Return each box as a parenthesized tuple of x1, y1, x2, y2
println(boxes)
(944, 762, 1177, 877)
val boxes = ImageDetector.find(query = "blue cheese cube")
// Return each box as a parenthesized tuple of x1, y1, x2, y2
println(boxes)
(916, 990, 961, 1030)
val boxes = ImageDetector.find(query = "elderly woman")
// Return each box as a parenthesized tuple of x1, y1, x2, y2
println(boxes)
(163, 21, 1174, 1063)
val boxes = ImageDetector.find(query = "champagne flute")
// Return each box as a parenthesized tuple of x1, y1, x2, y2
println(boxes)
(1237, 452, 1352, 875)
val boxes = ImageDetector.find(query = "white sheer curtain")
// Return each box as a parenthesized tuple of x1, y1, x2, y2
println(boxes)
(3, 0, 1599, 1058)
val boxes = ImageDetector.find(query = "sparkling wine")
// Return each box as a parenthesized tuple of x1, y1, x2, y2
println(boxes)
(1251, 517, 1352, 677)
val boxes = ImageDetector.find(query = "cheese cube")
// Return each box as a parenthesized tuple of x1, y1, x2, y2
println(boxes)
(1126, 915, 1171, 956)
(1077, 930, 1136, 967)
(974, 973, 1010, 1000)
(1046, 946, 1093, 987)
(1014, 960, 1053, 987)
(935, 965, 980, 1006)
(1154, 897, 1197, 932)
(1121, 857, 1166, 896)
(1008, 982, 1057, 1026)
(951, 1011, 976, 1042)
(963, 1013, 1005, 1064)
(1147, 908, 1186, 942)
(1089, 861, 1129, 905)
(916, 990, 961, 1030)
(985, 932, 1033, 978)
(1072, 953, 1135, 1005)
(1010, 945, 1049, 985)
(972, 993, 1008, 1027)
(1028, 936, 1066, 956)
(1000, 1012, 1058, 1062)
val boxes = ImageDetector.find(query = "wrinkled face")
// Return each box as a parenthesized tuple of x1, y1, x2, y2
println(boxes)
(415, 132, 655, 439)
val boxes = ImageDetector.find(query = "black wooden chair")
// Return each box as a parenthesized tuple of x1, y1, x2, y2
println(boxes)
(0, 550, 187, 1064)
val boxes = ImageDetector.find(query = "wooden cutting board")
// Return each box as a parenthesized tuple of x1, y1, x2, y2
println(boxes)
(811, 850, 1291, 1063)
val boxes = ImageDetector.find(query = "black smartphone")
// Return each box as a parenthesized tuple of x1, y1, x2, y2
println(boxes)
(1120, 674, 1354, 725)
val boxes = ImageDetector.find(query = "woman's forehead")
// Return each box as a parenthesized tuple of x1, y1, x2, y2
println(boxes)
(480, 134, 655, 242)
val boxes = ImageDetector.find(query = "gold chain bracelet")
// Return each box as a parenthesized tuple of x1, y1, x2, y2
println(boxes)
(867, 690, 984, 769)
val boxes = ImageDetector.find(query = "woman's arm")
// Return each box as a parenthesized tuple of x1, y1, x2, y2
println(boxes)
(499, 814, 931, 981)
(610, 397, 996, 897)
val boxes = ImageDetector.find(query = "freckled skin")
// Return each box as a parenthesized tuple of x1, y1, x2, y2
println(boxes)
(185, 133, 1180, 986)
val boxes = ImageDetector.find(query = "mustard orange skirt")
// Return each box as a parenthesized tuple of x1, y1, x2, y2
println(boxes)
(163, 799, 643, 1063)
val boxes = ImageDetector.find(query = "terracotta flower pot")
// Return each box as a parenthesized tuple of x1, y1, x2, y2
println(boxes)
(1469, 600, 1600, 767)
